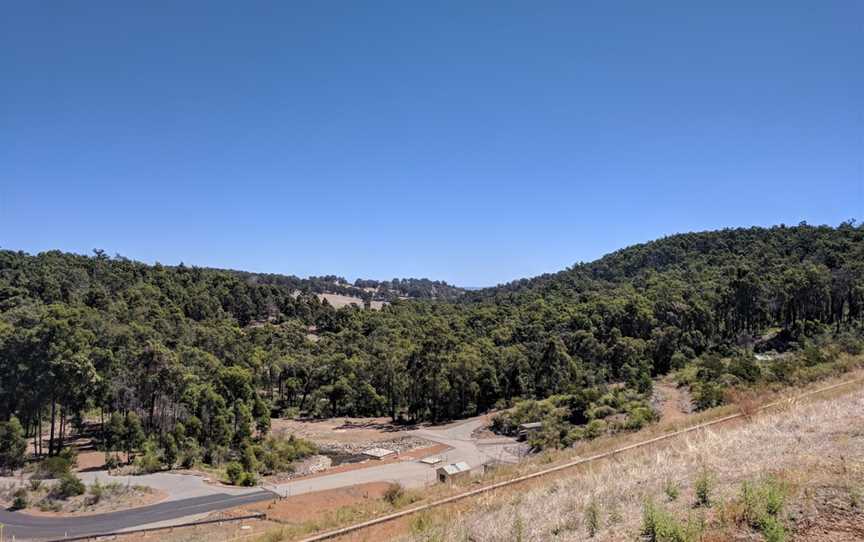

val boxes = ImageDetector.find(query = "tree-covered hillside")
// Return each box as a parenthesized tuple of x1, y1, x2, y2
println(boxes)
(228, 269, 465, 303)
(0, 223, 862, 466)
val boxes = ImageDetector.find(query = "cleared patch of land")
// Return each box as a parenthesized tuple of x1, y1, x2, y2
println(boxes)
(317, 293, 385, 310)
(272, 416, 427, 451)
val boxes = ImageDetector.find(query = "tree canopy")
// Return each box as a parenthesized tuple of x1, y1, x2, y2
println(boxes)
(0, 222, 862, 463)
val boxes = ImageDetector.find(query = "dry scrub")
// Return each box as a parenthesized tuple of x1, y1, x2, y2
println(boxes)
(405, 386, 864, 541)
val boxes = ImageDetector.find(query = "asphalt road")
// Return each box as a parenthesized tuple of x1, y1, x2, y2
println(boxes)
(0, 491, 272, 540)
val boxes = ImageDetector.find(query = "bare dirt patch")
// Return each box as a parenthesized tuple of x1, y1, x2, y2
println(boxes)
(792, 486, 864, 541)
(75, 449, 108, 472)
(651, 378, 694, 425)
(272, 416, 414, 446)
(249, 482, 393, 523)
(317, 293, 385, 310)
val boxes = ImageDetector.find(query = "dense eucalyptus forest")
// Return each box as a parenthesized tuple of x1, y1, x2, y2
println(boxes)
(0, 223, 862, 464)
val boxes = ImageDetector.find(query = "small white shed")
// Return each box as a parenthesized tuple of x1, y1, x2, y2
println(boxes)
(436, 461, 471, 483)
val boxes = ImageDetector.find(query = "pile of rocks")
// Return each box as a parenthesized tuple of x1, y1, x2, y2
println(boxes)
(322, 435, 429, 455)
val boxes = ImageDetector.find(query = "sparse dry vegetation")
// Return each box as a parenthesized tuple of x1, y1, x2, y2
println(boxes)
(1, 477, 157, 514)
(401, 382, 864, 541)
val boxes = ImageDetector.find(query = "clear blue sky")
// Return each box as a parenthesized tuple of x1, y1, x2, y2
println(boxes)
(2, 1, 862, 286)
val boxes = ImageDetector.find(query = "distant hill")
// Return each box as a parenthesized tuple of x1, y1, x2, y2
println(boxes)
(229, 269, 465, 303)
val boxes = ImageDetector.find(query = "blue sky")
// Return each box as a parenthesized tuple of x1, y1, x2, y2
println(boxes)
(2, 1, 862, 286)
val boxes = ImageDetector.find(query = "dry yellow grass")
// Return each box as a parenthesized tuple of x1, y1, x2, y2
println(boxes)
(404, 383, 864, 541)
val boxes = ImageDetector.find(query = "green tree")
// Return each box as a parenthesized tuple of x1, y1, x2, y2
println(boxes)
(0, 416, 27, 473)
(123, 412, 145, 464)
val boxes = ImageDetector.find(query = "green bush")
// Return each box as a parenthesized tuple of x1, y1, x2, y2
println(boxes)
(583, 419, 607, 440)
(257, 435, 316, 475)
(180, 438, 201, 468)
(88, 479, 104, 504)
(641, 500, 689, 542)
(760, 515, 786, 542)
(11, 487, 28, 510)
(38, 499, 62, 512)
(663, 479, 680, 501)
(226, 461, 244, 485)
(55, 473, 86, 499)
(626, 406, 657, 430)
(58, 446, 79, 468)
(238, 471, 257, 486)
(740, 476, 787, 539)
(589, 405, 616, 420)
(693, 382, 725, 411)
(135, 439, 163, 474)
(693, 468, 713, 507)
(36, 456, 73, 479)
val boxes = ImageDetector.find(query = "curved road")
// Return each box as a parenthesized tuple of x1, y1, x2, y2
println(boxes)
(0, 491, 272, 540)
(1, 417, 517, 540)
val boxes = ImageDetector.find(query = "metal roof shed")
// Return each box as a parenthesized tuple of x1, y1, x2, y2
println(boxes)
(436, 461, 471, 483)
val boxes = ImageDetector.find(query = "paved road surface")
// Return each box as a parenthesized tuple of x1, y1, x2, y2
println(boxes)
(0, 416, 518, 540)
(0, 491, 271, 540)
(76, 471, 262, 501)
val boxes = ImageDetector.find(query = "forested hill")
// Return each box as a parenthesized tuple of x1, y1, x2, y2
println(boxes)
(472, 223, 863, 305)
(228, 270, 465, 302)
(0, 223, 862, 464)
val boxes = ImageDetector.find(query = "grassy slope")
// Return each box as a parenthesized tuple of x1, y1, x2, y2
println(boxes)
(402, 375, 864, 541)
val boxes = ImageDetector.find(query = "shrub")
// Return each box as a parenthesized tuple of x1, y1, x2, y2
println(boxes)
(240, 442, 259, 473)
(256, 435, 316, 475)
(36, 456, 72, 479)
(693, 382, 725, 411)
(226, 461, 244, 485)
(384, 482, 405, 506)
(55, 473, 86, 499)
(11, 487, 28, 510)
(663, 479, 680, 501)
(584, 498, 601, 537)
(238, 471, 257, 487)
(760, 515, 786, 542)
(641, 500, 688, 542)
(694, 468, 714, 507)
(589, 405, 616, 420)
(88, 479, 104, 504)
(180, 438, 201, 468)
(728, 355, 762, 382)
(583, 419, 607, 440)
(38, 499, 62, 512)
(162, 433, 178, 468)
(136, 452, 162, 474)
(740, 476, 787, 539)
(626, 406, 658, 430)
(58, 446, 79, 469)
(29, 479, 43, 491)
